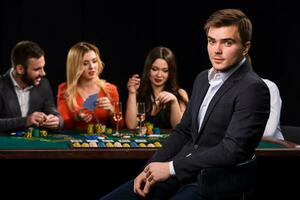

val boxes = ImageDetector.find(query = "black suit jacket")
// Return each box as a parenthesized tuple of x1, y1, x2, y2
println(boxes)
(148, 60, 270, 183)
(0, 70, 63, 132)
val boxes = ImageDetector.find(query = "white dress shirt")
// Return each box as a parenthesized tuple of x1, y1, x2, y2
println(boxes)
(262, 79, 284, 140)
(10, 68, 33, 117)
(169, 58, 246, 176)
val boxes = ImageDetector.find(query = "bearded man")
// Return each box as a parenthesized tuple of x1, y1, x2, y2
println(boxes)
(0, 40, 63, 132)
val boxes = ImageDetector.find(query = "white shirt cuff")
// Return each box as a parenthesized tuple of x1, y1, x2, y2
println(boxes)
(169, 161, 176, 176)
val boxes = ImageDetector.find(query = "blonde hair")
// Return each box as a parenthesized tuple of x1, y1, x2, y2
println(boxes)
(65, 42, 110, 111)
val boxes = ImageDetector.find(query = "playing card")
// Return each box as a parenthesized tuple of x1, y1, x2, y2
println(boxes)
(83, 93, 99, 111)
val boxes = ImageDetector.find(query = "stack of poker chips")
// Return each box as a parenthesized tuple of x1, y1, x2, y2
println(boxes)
(24, 127, 34, 138)
(32, 128, 40, 137)
(95, 124, 106, 135)
(153, 127, 161, 134)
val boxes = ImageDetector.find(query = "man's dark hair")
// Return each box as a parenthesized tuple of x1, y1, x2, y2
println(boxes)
(11, 40, 45, 69)
(204, 9, 252, 44)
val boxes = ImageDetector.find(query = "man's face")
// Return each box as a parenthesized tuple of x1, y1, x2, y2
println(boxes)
(207, 25, 250, 72)
(22, 56, 46, 86)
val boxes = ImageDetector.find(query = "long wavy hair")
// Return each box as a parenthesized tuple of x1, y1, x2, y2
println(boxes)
(138, 46, 187, 115)
(64, 42, 110, 111)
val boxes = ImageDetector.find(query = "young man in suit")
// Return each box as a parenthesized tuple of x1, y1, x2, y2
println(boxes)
(0, 40, 63, 132)
(100, 9, 270, 200)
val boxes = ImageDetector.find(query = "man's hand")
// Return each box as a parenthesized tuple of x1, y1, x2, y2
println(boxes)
(144, 162, 171, 185)
(134, 162, 171, 197)
(41, 114, 59, 129)
(133, 171, 148, 197)
(26, 112, 48, 127)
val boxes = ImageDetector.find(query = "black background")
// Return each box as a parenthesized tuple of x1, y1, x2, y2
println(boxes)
(1, 158, 300, 199)
(1, 0, 300, 199)
(1, 0, 299, 126)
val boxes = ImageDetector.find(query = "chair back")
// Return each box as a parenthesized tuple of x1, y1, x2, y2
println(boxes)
(281, 125, 300, 145)
(198, 156, 256, 197)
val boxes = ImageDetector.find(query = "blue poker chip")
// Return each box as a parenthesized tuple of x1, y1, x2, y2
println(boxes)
(98, 142, 106, 148)
(15, 131, 24, 137)
(130, 142, 138, 148)
(153, 128, 161, 134)
(84, 135, 98, 140)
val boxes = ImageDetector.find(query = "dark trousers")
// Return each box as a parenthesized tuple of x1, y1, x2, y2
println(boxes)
(100, 177, 210, 200)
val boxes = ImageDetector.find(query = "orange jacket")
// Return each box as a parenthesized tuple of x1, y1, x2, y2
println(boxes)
(57, 82, 124, 131)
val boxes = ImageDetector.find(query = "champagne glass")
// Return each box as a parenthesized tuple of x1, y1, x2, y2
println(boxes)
(137, 102, 146, 135)
(113, 102, 123, 135)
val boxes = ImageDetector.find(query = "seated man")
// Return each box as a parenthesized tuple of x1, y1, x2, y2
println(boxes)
(100, 8, 270, 200)
(262, 79, 284, 140)
(0, 40, 63, 133)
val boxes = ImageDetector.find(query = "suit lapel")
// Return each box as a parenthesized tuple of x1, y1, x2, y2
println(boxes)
(197, 62, 251, 139)
(192, 74, 210, 138)
(198, 79, 235, 136)
(28, 87, 38, 114)
(3, 73, 22, 116)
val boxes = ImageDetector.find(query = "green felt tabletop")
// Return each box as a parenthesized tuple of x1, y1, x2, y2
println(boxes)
(0, 133, 78, 149)
(0, 130, 169, 150)
(257, 141, 284, 148)
(0, 130, 285, 150)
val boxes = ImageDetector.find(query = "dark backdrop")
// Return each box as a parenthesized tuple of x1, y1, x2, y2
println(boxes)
(1, 0, 299, 126)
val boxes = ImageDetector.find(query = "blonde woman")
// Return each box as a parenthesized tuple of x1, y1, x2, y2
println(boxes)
(57, 42, 122, 131)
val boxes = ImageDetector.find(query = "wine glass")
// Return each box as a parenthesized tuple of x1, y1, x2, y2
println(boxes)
(113, 102, 123, 135)
(137, 102, 146, 135)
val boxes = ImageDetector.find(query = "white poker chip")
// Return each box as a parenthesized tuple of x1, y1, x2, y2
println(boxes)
(135, 139, 147, 143)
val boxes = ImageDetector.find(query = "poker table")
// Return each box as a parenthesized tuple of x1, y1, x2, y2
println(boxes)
(1, 130, 300, 159)
(0, 130, 169, 159)
(1, 130, 300, 199)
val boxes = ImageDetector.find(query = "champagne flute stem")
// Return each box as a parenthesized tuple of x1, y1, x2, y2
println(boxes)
(139, 121, 142, 135)
(116, 121, 119, 134)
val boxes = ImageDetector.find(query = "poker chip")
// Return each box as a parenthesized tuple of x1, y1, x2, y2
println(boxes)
(84, 135, 98, 140)
(98, 142, 106, 148)
(122, 143, 130, 148)
(130, 142, 138, 147)
(15, 131, 24, 137)
(153, 128, 161, 134)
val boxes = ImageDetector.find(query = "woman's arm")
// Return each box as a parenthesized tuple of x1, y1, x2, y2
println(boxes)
(169, 89, 189, 128)
(156, 89, 189, 128)
(57, 83, 75, 130)
(125, 74, 140, 129)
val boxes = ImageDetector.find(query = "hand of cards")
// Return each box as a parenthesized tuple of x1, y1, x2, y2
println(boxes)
(83, 93, 99, 111)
